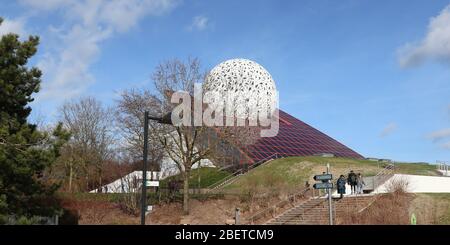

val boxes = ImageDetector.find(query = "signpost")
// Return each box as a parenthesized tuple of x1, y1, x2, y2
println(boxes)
(146, 181, 160, 187)
(145, 205, 153, 216)
(313, 164, 333, 225)
(141, 111, 173, 225)
(313, 182, 333, 189)
(313, 174, 332, 181)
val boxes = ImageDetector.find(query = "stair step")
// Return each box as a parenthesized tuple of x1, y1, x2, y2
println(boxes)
(266, 195, 376, 225)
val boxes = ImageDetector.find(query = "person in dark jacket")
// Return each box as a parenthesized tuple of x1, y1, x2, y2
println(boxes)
(337, 175, 346, 199)
(347, 170, 357, 195)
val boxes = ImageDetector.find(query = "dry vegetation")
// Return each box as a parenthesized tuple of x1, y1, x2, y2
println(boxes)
(57, 157, 447, 225)
(60, 195, 140, 225)
(339, 179, 414, 225)
(409, 194, 450, 224)
(337, 176, 450, 225)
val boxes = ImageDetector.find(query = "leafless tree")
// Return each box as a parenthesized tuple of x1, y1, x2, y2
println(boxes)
(58, 97, 116, 191)
(117, 58, 261, 215)
(151, 58, 217, 215)
(115, 89, 165, 171)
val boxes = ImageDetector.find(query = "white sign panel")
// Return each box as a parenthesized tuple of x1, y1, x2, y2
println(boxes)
(146, 181, 159, 187)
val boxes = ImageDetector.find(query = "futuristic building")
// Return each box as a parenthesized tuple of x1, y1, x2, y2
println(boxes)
(204, 58, 363, 166)
(92, 59, 362, 192)
(242, 109, 363, 163)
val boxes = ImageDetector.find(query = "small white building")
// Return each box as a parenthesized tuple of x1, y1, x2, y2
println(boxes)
(90, 157, 215, 193)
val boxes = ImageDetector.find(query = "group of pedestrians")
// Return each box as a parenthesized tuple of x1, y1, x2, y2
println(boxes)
(336, 170, 365, 199)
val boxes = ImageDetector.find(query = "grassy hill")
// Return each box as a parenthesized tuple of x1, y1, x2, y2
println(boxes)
(157, 156, 438, 194)
(223, 156, 438, 193)
(160, 167, 230, 189)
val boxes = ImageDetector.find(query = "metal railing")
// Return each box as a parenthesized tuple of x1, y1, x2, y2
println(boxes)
(437, 161, 449, 176)
(207, 153, 282, 191)
(371, 163, 395, 191)
(354, 164, 396, 215)
(245, 187, 311, 224)
(244, 153, 280, 174)
(269, 194, 329, 225)
(206, 168, 244, 190)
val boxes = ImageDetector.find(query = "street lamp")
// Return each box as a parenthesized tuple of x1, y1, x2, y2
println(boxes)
(141, 110, 172, 225)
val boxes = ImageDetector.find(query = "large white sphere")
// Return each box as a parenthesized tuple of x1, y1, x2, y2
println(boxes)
(204, 58, 277, 119)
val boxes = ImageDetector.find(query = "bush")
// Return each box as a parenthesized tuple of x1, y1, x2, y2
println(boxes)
(385, 176, 410, 194)
(117, 192, 141, 216)
(59, 208, 79, 225)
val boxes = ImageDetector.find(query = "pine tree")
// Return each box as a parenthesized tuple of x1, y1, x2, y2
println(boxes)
(0, 17, 65, 223)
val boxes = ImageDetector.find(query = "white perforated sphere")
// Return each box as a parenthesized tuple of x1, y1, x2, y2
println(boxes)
(204, 59, 277, 119)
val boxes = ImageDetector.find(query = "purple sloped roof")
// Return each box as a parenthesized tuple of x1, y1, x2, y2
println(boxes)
(242, 109, 363, 162)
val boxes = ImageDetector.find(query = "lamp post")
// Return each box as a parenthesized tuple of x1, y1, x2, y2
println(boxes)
(141, 111, 172, 225)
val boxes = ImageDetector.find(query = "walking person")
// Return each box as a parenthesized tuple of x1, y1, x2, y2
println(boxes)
(347, 170, 357, 195)
(337, 175, 346, 199)
(356, 173, 365, 194)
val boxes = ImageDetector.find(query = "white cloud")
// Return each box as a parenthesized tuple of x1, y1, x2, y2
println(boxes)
(427, 128, 450, 142)
(188, 15, 209, 31)
(0, 17, 27, 37)
(98, 0, 179, 32)
(380, 122, 398, 137)
(18, 0, 73, 11)
(398, 4, 450, 67)
(18, 0, 180, 101)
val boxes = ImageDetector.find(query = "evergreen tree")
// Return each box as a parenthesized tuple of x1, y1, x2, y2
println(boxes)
(0, 17, 65, 222)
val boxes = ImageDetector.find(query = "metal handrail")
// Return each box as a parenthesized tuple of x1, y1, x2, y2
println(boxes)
(279, 196, 328, 225)
(246, 153, 280, 172)
(371, 163, 395, 190)
(207, 153, 281, 190)
(246, 187, 310, 224)
(206, 168, 243, 189)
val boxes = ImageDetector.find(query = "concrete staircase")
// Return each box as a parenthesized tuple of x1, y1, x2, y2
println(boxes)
(266, 195, 375, 225)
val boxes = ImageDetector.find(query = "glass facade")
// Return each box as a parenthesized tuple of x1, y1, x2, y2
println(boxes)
(242, 110, 363, 163)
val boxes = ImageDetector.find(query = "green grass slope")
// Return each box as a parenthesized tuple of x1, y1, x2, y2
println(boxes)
(224, 156, 439, 193)
(160, 167, 230, 188)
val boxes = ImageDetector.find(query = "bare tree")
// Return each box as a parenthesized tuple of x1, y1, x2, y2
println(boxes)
(117, 58, 261, 215)
(151, 58, 216, 215)
(58, 97, 115, 191)
(115, 89, 165, 171)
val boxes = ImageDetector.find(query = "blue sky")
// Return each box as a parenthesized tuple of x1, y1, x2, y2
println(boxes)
(1, 0, 450, 163)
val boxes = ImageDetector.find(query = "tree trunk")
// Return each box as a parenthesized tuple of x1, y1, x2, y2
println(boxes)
(198, 161, 201, 191)
(69, 164, 73, 192)
(98, 168, 102, 191)
(183, 170, 190, 215)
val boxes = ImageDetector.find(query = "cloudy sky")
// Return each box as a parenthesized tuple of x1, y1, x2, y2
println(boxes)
(1, 0, 449, 163)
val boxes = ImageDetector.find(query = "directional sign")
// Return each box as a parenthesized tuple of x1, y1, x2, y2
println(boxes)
(146, 181, 159, 187)
(313, 182, 333, 189)
(145, 205, 153, 216)
(313, 174, 332, 181)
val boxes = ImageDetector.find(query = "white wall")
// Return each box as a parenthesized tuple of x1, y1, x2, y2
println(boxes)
(374, 174, 450, 193)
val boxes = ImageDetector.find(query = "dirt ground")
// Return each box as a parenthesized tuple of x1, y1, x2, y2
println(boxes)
(61, 198, 140, 225)
(66, 192, 449, 225)
(65, 193, 304, 225)
(149, 198, 241, 225)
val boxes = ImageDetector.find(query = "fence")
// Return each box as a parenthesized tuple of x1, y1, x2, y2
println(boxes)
(437, 160, 449, 175)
